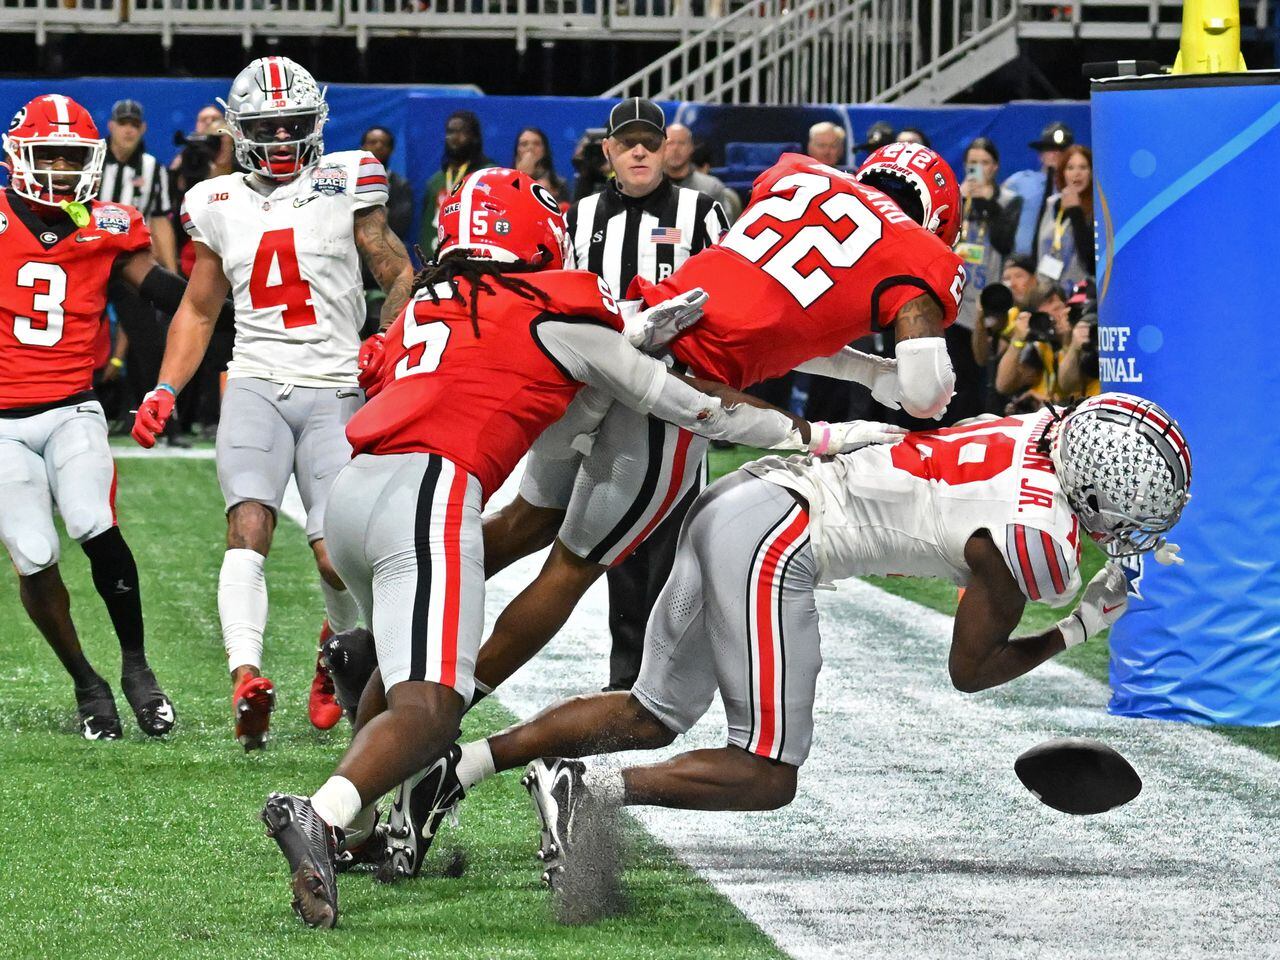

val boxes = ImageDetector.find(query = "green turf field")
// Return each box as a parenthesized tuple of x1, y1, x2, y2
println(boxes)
(0, 457, 783, 959)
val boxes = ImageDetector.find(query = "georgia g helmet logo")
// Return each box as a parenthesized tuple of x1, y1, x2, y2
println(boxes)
(8, 106, 26, 133)
(530, 182, 560, 215)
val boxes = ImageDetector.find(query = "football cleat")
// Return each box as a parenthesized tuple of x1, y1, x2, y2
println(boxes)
(320, 627, 377, 722)
(377, 744, 465, 884)
(522, 757, 587, 886)
(261, 793, 340, 929)
(121, 665, 176, 737)
(334, 805, 389, 874)
(233, 674, 276, 752)
(308, 621, 342, 731)
(74, 680, 122, 741)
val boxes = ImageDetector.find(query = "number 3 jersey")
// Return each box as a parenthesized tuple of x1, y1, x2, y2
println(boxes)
(0, 189, 150, 410)
(744, 410, 1083, 606)
(181, 150, 389, 387)
(633, 152, 967, 390)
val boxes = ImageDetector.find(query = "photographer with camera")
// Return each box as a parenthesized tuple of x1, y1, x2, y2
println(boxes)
(571, 127, 612, 201)
(970, 256, 1040, 413)
(993, 284, 1072, 407)
(1058, 282, 1101, 399)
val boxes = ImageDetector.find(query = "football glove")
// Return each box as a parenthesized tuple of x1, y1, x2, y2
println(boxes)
(131, 385, 176, 449)
(622, 288, 709, 353)
(357, 332, 387, 397)
(773, 420, 908, 456)
(1056, 562, 1128, 648)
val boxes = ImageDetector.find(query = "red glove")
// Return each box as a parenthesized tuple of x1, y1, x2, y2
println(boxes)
(131, 386, 176, 448)
(357, 332, 387, 397)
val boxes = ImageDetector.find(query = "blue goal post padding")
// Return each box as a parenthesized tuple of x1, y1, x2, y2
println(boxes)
(1093, 71, 1280, 725)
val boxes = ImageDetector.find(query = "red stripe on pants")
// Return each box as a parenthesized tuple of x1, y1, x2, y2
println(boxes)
(612, 428, 694, 567)
(438, 467, 468, 688)
(751, 509, 808, 759)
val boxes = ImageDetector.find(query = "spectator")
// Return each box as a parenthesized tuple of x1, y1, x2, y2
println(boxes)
(994, 284, 1073, 405)
(1004, 121, 1073, 257)
(663, 122, 740, 223)
(565, 96, 727, 693)
(512, 126, 569, 207)
(971, 255, 1041, 413)
(953, 137, 1019, 330)
(570, 128, 611, 201)
(806, 121, 847, 167)
(1033, 145, 1095, 290)
(1058, 310, 1102, 400)
(896, 127, 931, 147)
(854, 120, 895, 164)
(99, 99, 185, 443)
(359, 126, 414, 333)
(417, 110, 495, 260)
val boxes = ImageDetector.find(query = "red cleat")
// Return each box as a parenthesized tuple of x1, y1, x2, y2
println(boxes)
(234, 674, 276, 752)
(309, 621, 343, 731)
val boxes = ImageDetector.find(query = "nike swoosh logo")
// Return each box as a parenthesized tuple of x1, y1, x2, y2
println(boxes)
(75, 235, 104, 243)
(293, 194, 320, 207)
(1103, 603, 1124, 614)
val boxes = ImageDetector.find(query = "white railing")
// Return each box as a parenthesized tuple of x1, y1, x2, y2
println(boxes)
(129, 0, 340, 30)
(0, 0, 121, 31)
(345, 0, 601, 37)
(878, 0, 1018, 103)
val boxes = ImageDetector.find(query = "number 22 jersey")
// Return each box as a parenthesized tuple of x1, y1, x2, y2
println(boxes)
(633, 153, 968, 391)
(745, 410, 1083, 606)
(181, 150, 389, 387)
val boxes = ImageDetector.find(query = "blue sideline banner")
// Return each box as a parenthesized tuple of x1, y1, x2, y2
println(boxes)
(1093, 72, 1280, 724)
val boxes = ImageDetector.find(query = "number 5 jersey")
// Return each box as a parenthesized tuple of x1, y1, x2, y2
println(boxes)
(180, 150, 389, 387)
(0, 188, 150, 410)
(744, 410, 1084, 606)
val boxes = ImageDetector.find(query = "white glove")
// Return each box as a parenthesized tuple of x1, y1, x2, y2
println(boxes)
(1154, 540, 1183, 566)
(622, 288, 709, 352)
(1056, 562, 1128, 648)
(773, 420, 908, 456)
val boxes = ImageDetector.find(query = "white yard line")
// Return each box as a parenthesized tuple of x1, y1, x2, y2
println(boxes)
(143, 449, 1280, 958)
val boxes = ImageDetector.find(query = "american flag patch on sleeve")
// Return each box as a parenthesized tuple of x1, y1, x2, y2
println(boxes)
(649, 227, 683, 244)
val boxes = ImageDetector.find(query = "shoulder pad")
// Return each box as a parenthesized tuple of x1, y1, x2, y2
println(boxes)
(527, 270, 625, 329)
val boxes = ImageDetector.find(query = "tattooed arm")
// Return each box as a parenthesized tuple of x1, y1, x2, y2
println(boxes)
(890, 293, 955, 419)
(353, 205, 415, 329)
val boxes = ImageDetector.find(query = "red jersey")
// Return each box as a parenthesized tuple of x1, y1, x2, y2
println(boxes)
(0, 189, 150, 409)
(348, 269, 624, 500)
(634, 153, 967, 390)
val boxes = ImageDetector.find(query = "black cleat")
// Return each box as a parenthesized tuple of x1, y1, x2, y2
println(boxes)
(377, 744, 465, 883)
(320, 628, 377, 722)
(74, 681, 122, 741)
(121, 665, 176, 737)
(334, 806, 389, 874)
(261, 794, 340, 929)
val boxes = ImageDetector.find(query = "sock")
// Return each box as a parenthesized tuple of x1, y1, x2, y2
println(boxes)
(311, 775, 363, 830)
(342, 804, 378, 847)
(582, 764, 625, 806)
(218, 548, 268, 671)
(468, 678, 493, 710)
(320, 579, 359, 634)
(457, 739, 496, 790)
(80, 528, 146, 670)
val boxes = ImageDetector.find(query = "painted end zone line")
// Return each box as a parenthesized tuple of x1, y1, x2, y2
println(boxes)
(139, 447, 1280, 959)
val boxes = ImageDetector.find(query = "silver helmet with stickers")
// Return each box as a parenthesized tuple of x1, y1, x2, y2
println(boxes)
(220, 57, 328, 181)
(1049, 392, 1192, 557)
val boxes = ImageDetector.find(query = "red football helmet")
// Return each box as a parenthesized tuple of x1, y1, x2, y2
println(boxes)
(3, 94, 106, 206)
(855, 142, 961, 247)
(436, 167, 569, 269)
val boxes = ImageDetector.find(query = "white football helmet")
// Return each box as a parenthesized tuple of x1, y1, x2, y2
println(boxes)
(220, 57, 328, 181)
(1049, 393, 1192, 557)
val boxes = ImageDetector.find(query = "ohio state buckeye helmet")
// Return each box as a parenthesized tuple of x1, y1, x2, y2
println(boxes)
(220, 56, 328, 180)
(3, 94, 106, 206)
(1049, 393, 1192, 558)
(855, 142, 961, 247)
(436, 167, 569, 269)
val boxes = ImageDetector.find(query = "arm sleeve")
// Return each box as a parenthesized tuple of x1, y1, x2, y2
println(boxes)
(793, 345, 889, 383)
(534, 320, 794, 446)
(994, 524, 1081, 607)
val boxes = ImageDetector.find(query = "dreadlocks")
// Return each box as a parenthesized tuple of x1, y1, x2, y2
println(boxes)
(410, 248, 554, 338)
(1035, 398, 1083, 458)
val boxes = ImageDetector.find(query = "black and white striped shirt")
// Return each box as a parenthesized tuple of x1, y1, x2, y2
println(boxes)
(567, 178, 727, 298)
(99, 147, 171, 219)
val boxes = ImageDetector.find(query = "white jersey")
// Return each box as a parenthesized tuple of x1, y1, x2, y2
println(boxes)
(181, 150, 389, 387)
(744, 410, 1083, 606)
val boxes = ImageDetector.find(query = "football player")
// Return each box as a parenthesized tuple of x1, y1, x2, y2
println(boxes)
(473, 143, 969, 703)
(452, 394, 1192, 884)
(129, 58, 415, 749)
(0, 94, 209, 738)
(256, 167, 903, 928)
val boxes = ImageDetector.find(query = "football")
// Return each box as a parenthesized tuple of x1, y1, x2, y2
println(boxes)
(1014, 737, 1143, 815)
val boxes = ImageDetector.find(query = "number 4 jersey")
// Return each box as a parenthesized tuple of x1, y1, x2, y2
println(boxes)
(633, 153, 968, 391)
(181, 150, 389, 387)
(0, 188, 150, 410)
(745, 410, 1083, 605)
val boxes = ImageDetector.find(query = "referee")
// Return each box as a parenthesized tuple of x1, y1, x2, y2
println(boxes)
(568, 97, 729, 690)
(100, 99, 182, 440)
